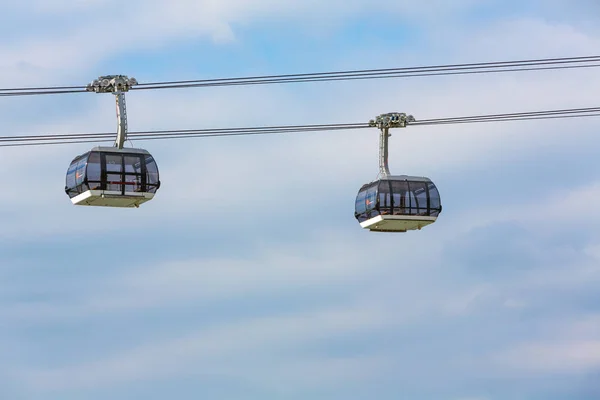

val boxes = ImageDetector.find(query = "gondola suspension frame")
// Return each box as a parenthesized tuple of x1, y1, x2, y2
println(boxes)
(368, 112, 415, 177)
(86, 75, 138, 149)
(63, 75, 160, 208)
(355, 112, 441, 233)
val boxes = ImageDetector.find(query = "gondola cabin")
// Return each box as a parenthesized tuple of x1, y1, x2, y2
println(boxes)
(354, 175, 441, 232)
(65, 146, 160, 208)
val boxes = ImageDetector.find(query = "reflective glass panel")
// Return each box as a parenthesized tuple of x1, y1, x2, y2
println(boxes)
(365, 184, 377, 211)
(106, 173, 122, 192)
(378, 181, 392, 213)
(87, 153, 102, 189)
(409, 181, 429, 215)
(145, 155, 159, 187)
(124, 174, 142, 192)
(124, 156, 142, 174)
(428, 183, 441, 211)
(355, 189, 367, 214)
(106, 155, 122, 172)
(390, 181, 409, 215)
(66, 161, 78, 189)
(75, 159, 86, 186)
(407, 191, 418, 215)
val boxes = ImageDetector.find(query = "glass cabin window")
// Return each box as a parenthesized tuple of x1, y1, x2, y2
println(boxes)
(124, 174, 142, 192)
(105, 154, 121, 192)
(65, 154, 90, 197)
(365, 184, 378, 212)
(124, 155, 143, 192)
(145, 155, 159, 192)
(409, 181, 429, 215)
(391, 181, 409, 215)
(87, 153, 102, 190)
(355, 189, 367, 215)
(428, 183, 441, 216)
(106, 155, 122, 172)
(75, 158, 86, 187)
(66, 161, 79, 190)
(378, 181, 392, 214)
(106, 174, 122, 192)
(407, 191, 418, 215)
(124, 156, 142, 174)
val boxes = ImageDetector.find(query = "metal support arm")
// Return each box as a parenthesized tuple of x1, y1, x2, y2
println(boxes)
(87, 75, 137, 150)
(114, 92, 127, 149)
(369, 112, 415, 177)
(379, 127, 391, 176)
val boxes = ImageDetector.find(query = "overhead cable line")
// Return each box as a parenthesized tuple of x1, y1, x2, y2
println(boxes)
(132, 60, 600, 91)
(0, 106, 598, 148)
(0, 123, 368, 143)
(411, 106, 600, 126)
(1, 55, 599, 97)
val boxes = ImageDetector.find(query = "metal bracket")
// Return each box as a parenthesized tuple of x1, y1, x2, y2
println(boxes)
(87, 75, 137, 150)
(379, 127, 391, 176)
(369, 112, 415, 177)
(86, 75, 138, 93)
(114, 92, 128, 150)
(368, 112, 415, 129)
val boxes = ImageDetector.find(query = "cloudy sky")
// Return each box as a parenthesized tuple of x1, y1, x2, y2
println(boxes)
(1, 1, 600, 399)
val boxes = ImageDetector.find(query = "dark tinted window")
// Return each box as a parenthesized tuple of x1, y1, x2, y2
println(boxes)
(378, 181, 392, 211)
(74, 158, 86, 186)
(65, 153, 91, 197)
(106, 173, 122, 192)
(409, 181, 429, 215)
(87, 152, 101, 189)
(355, 189, 367, 214)
(123, 155, 143, 193)
(365, 184, 377, 211)
(428, 183, 441, 210)
(124, 174, 142, 192)
(407, 191, 418, 214)
(106, 155, 122, 172)
(66, 161, 78, 190)
(391, 181, 409, 215)
(124, 156, 142, 174)
(145, 155, 159, 192)
(428, 183, 441, 216)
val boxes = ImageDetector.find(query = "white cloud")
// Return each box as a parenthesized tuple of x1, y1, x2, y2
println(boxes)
(19, 303, 393, 390)
(584, 244, 600, 261)
(0, 226, 448, 320)
(441, 285, 493, 316)
(458, 17, 600, 58)
(2, 5, 600, 398)
(503, 298, 527, 309)
(82, 236, 381, 311)
(492, 340, 600, 374)
(0, 0, 474, 83)
(485, 310, 600, 376)
(451, 180, 600, 235)
(3, 0, 596, 89)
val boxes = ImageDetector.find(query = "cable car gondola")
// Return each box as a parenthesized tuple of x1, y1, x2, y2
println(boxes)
(354, 175, 441, 232)
(65, 75, 160, 208)
(65, 146, 160, 207)
(354, 113, 442, 232)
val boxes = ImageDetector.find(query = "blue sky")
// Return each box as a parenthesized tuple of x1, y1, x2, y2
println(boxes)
(1, 1, 600, 399)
